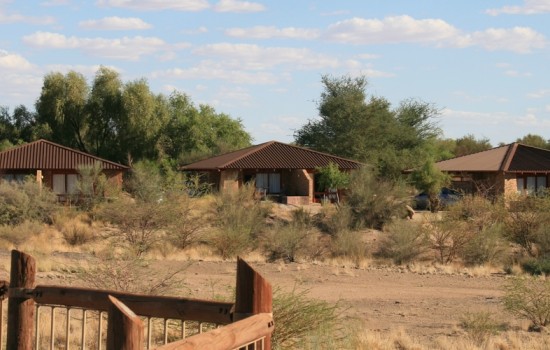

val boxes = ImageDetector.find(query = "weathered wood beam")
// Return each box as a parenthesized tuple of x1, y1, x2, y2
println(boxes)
(6, 250, 36, 350)
(30, 285, 233, 324)
(107, 295, 144, 350)
(156, 313, 274, 350)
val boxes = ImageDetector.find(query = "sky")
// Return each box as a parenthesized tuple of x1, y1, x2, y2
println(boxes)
(0, 0, 549, 146)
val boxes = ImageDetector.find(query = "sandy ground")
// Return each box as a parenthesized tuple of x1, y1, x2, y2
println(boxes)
(176, 260, 510, 342)
(0, 248, 528, 347)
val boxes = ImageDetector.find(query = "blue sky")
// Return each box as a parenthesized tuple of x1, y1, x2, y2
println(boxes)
(0, 0, 549, 146)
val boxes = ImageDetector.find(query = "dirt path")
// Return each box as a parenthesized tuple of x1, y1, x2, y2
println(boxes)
(159, 260, 509, 343)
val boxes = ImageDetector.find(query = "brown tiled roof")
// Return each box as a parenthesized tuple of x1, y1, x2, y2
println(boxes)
(435, 143, 550, 173)
(181, 141, 363, 170)
(0, 139, 129, 170)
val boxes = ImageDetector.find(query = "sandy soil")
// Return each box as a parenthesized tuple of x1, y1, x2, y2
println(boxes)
(174, 260, 510, 342)
(0, 248, 524, 346)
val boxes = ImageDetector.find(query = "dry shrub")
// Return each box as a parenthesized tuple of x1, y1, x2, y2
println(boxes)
(354, 328, 424, 350)
(0, 220, 44, 247)
(504, 276, 550, 331)
(459, 311, 507, 345)
(504, 194, 550, 257)
(377, 220, 429, 265)
(447, 194, 504, 232)
(0, 179, 58, 225)
(346, 167, 409, 230)
(209, 184, 270, 259)
(98, 196, 175, 256)
(424, 215, 473, 264)
(272, 287, 343, 349)
(324, 205, 354, 235)
(331, 229, 368, 265)
(263, 208, 316, 262)
(61, 220, 95, 246)
(165, 193, 204, 250)
(461, 223, 507, 266)
(77, 249, 190, 296)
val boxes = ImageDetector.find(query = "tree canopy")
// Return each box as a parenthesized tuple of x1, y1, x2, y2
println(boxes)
(0, 67, 252, 167)
(294, 75, 441, 179)
(517, 134, 550, 149)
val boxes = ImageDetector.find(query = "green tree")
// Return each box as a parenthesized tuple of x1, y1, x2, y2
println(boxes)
(294, 75, 441, 179)
(35, 71, 89, 151)
(454, 134, 492, 157)
(517, 134, 550, 149)
(120, 79, 168, 161)
(410, 159, 450, 212)
(159, 91, 252, 165)
(86, 67, 123, 160)
(315, 162, 349, 192)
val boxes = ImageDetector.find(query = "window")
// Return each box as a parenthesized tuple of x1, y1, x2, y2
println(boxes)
(255, 173, 281, 194)
(53, 174, 79, 194)
(1, 174, 27, 183)
(268, 173, 281, 193)
(67, 174, 78, 194)
(517, 175, 548, 194)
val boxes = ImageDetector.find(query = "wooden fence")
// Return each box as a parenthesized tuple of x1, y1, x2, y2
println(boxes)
(0, 250, 274, 350)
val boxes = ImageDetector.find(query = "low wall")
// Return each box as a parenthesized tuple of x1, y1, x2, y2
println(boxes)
(282, 196, 311, 205)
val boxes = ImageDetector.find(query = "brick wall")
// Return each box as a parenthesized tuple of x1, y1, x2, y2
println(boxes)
(220, 170, 240, 192)
(286, 169, 313, 201)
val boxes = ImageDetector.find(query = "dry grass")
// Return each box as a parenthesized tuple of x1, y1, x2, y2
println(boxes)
(353, 328, 550, 350)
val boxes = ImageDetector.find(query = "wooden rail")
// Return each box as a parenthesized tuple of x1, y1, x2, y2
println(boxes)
(0, 250, 274, 350)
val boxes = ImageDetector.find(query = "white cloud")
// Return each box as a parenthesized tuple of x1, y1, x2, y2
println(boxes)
(545, 105, 550, 112)
(153, 43, 392, 85)
(527, 89, 550, 98)
(193, 43, 340, 70)
(356, 53, 380, 60)
(152, 62, 280, 84)
(442, 108, 507, 125)
(486, 0, 550, 15)
(96, 0, 210, 11)
(213, 86, 252, 106)
(23, 31, 189, 60)
(324, 16, 546, 54)
(504, 70, 532, 77)
(0, 73, 43, 107)
(458, 27, 546, 53)
(0, 51, 34, 71)
(45, 63, 120, 76)
(79, 16, 152, 30)
(259, 122, 293, 137)
(182, 26, 208, 35)
(0, 9, 55, 24)
(41, 0, 70, 6)
(515, 111, 550, 127)
(325, 15, 459, 45)
(225, 26, 319, 39)
(214, 0, 265, 13)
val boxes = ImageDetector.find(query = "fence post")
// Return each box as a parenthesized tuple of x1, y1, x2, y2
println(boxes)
(6, 250, 36, 350)
(234, 258, 273, 349)
(106, 295, 144, 350)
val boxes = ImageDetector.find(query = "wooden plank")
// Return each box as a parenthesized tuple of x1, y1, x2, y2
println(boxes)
(6, 250, 36, 350)
(156, 313, 274, 350)
(234, 258, 273, 318)
(0, 280, 8, 300)
(234, 258, 273, 349)
(106, 295, 144, 350)
(30, 286, 234, 324)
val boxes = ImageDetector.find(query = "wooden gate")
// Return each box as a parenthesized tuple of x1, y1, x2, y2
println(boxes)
(0, 250, 273, 350)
